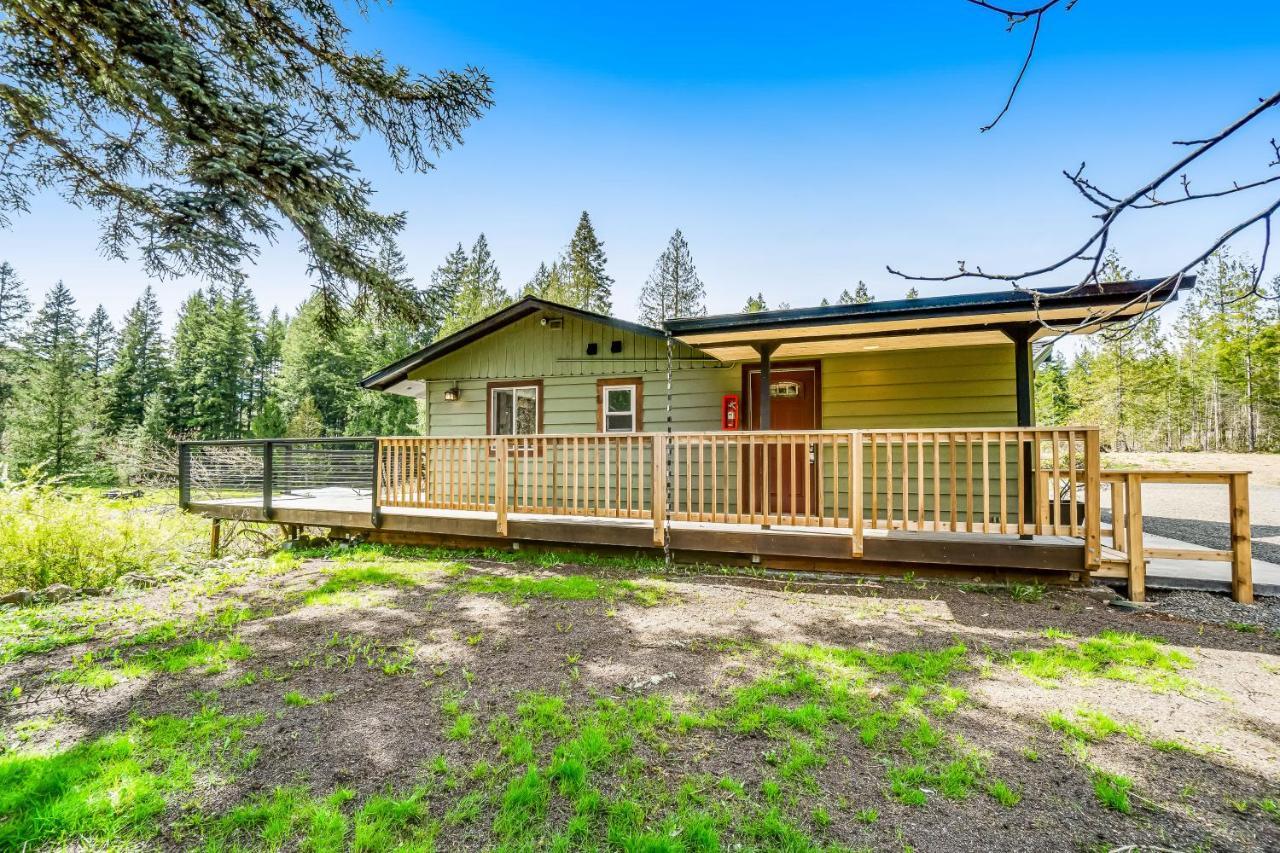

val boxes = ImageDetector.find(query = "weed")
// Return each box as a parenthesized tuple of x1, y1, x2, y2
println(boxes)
(988, 780, 1021, 807)
(856, 808, 879, 824)
(1092, 770, 1134, 813)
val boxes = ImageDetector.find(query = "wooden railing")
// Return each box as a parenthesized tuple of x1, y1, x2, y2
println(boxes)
(1100, 470, 1252, 603)
(376, 428, 1101, 565)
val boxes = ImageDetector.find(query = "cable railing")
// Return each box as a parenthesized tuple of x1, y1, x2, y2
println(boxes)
(179, 438, 378, 521)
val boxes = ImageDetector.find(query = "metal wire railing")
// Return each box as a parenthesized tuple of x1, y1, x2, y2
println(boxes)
(179, 438, 378, 522)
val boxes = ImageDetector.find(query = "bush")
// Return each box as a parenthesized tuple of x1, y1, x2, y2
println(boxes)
(0, 476, 206, 593)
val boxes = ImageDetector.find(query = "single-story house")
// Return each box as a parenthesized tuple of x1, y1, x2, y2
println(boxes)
(360, 277, 1192, 439)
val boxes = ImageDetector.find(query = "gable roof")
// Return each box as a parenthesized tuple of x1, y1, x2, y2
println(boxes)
(664, 277, 1194, 361)
(359, 296, 667, 392)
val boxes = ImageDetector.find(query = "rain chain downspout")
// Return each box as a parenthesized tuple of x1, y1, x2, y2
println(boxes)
(664, 331, 674, 569)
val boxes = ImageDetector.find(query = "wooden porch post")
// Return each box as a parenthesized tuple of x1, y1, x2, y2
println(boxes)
(495, 437, 509, 536)
(851, 431, 863, 558)
(652, 435, 667, 547)
(1083, 429, 1101, 572)
(756, 343, 776, 430)
(210, 518, 221, 559)
(1229, 472, 1253, 604)
(1124, 471, 1145, 602)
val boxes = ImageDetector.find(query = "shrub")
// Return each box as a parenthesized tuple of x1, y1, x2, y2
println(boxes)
(0, 477, 206, 593)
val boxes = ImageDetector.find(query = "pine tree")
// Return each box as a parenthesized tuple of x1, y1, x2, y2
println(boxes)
(251, 308, 287, 424)
(637, 229, 707, 326)
(83, 305, 116, 434)
(106, 286, 168, 431)
(565, 212, 613, 314)
(345, 310, 423, 436)
(274, 296, 361, 435)
(743, 293, 767, 313)
(84, 306, 116, 383)
(251, 397, 288, 438)
(426, 243, 469, 339)
(1034, 351, 1073, 425)
(202, 281, 260, 437)
(1, 1, 493, 328)
(905, 287, 919, 300)
(0, 262, 31, 441)
(438, 235, 510, 338)
(522, 260, 570, 303)
(5, 283, 92, 476)
(851, 282, 874, 304)
(167, 291, 215, 437)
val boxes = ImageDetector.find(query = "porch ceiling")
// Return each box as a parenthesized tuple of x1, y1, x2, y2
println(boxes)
(666, 277, 1192, 362)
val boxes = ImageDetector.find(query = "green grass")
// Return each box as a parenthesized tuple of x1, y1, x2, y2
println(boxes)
(57, 636, 253, 688)
(0, 478, 207, 593)
(0, 705, 263, 848)
(454, 571, 662, 605)
(1092, 770, 1134, 813)
(303, 565, 426, 606)
(1011, 630, 1197, 693)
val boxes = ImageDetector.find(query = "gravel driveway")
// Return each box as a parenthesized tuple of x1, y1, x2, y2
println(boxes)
(1100, 453, 1280, 566)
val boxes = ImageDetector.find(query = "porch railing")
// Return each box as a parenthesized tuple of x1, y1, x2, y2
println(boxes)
(177, 429, 1101, 567)
(374, 428, 1101, 565)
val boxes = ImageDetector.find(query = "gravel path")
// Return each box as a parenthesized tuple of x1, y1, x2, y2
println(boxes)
(1151, 589, 1280, 633)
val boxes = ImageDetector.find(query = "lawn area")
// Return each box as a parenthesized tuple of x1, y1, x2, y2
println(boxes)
(2, 543, 1279, 851)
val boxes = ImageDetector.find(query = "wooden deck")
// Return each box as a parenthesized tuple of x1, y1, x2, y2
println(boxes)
(177, 433, 1258, 598)
(188, 487, 1089, 580)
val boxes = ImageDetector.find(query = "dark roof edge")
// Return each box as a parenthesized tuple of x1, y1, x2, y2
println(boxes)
(663, 276, 1196, 336)
(360, 296, 667, 391)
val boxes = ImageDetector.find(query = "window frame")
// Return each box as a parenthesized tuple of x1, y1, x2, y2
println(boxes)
(596, 377, 643, 433)
(486, 380, 544, 438)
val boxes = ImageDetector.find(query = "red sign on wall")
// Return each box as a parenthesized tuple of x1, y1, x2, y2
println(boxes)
(721, 394, 740, 431)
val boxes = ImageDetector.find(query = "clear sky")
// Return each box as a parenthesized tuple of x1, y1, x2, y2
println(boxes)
(3, 1, 1277, 337)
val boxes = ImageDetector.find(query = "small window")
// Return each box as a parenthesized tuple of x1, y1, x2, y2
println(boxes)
(602, 385, 636, 433)
(491, 386, 539, 435)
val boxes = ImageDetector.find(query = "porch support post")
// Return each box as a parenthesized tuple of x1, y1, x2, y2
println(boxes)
(1004, 326, 1036, 538)
(495, 437, 509, 536)
(756, 343, 776, 430)
(210, 518, 221, 559)
(1229, 473, 1253, 603)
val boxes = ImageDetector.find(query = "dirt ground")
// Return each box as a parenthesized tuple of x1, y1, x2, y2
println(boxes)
(3, 548, 1279, 851)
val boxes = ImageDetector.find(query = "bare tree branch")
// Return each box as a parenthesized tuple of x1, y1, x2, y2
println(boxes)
(966, 0, 1076, 132)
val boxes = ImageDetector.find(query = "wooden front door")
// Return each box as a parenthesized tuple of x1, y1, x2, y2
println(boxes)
(746, 363, 820, 516)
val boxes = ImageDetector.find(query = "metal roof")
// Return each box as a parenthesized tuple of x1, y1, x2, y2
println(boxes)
(663, 277, 1194, 362)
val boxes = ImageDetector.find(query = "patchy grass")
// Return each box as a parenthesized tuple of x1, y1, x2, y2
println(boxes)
(3, 535, 1273, 850)
(0, 705, 262, 848)
(454, 571, 663, 606)
(303, 565, 427, 606)
(1011, 630, 1198, 693)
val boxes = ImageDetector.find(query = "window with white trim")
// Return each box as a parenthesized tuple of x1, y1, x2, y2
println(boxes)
(602, 384, 637, 433)
(491, 385, 539, 435)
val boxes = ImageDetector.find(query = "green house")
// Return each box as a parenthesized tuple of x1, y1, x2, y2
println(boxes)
(361, 278, 1191, 439)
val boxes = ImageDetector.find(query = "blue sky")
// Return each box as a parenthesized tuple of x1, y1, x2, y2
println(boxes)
(4, 1, 1278, 334)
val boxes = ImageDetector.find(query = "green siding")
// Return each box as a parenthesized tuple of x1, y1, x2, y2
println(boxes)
(411, 309, 737, 437)
(410, 309, 1019, 443)
(820, 345, 1017, 429)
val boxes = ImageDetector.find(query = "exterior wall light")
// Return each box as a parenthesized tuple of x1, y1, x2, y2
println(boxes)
(443, 384, 460, 401)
